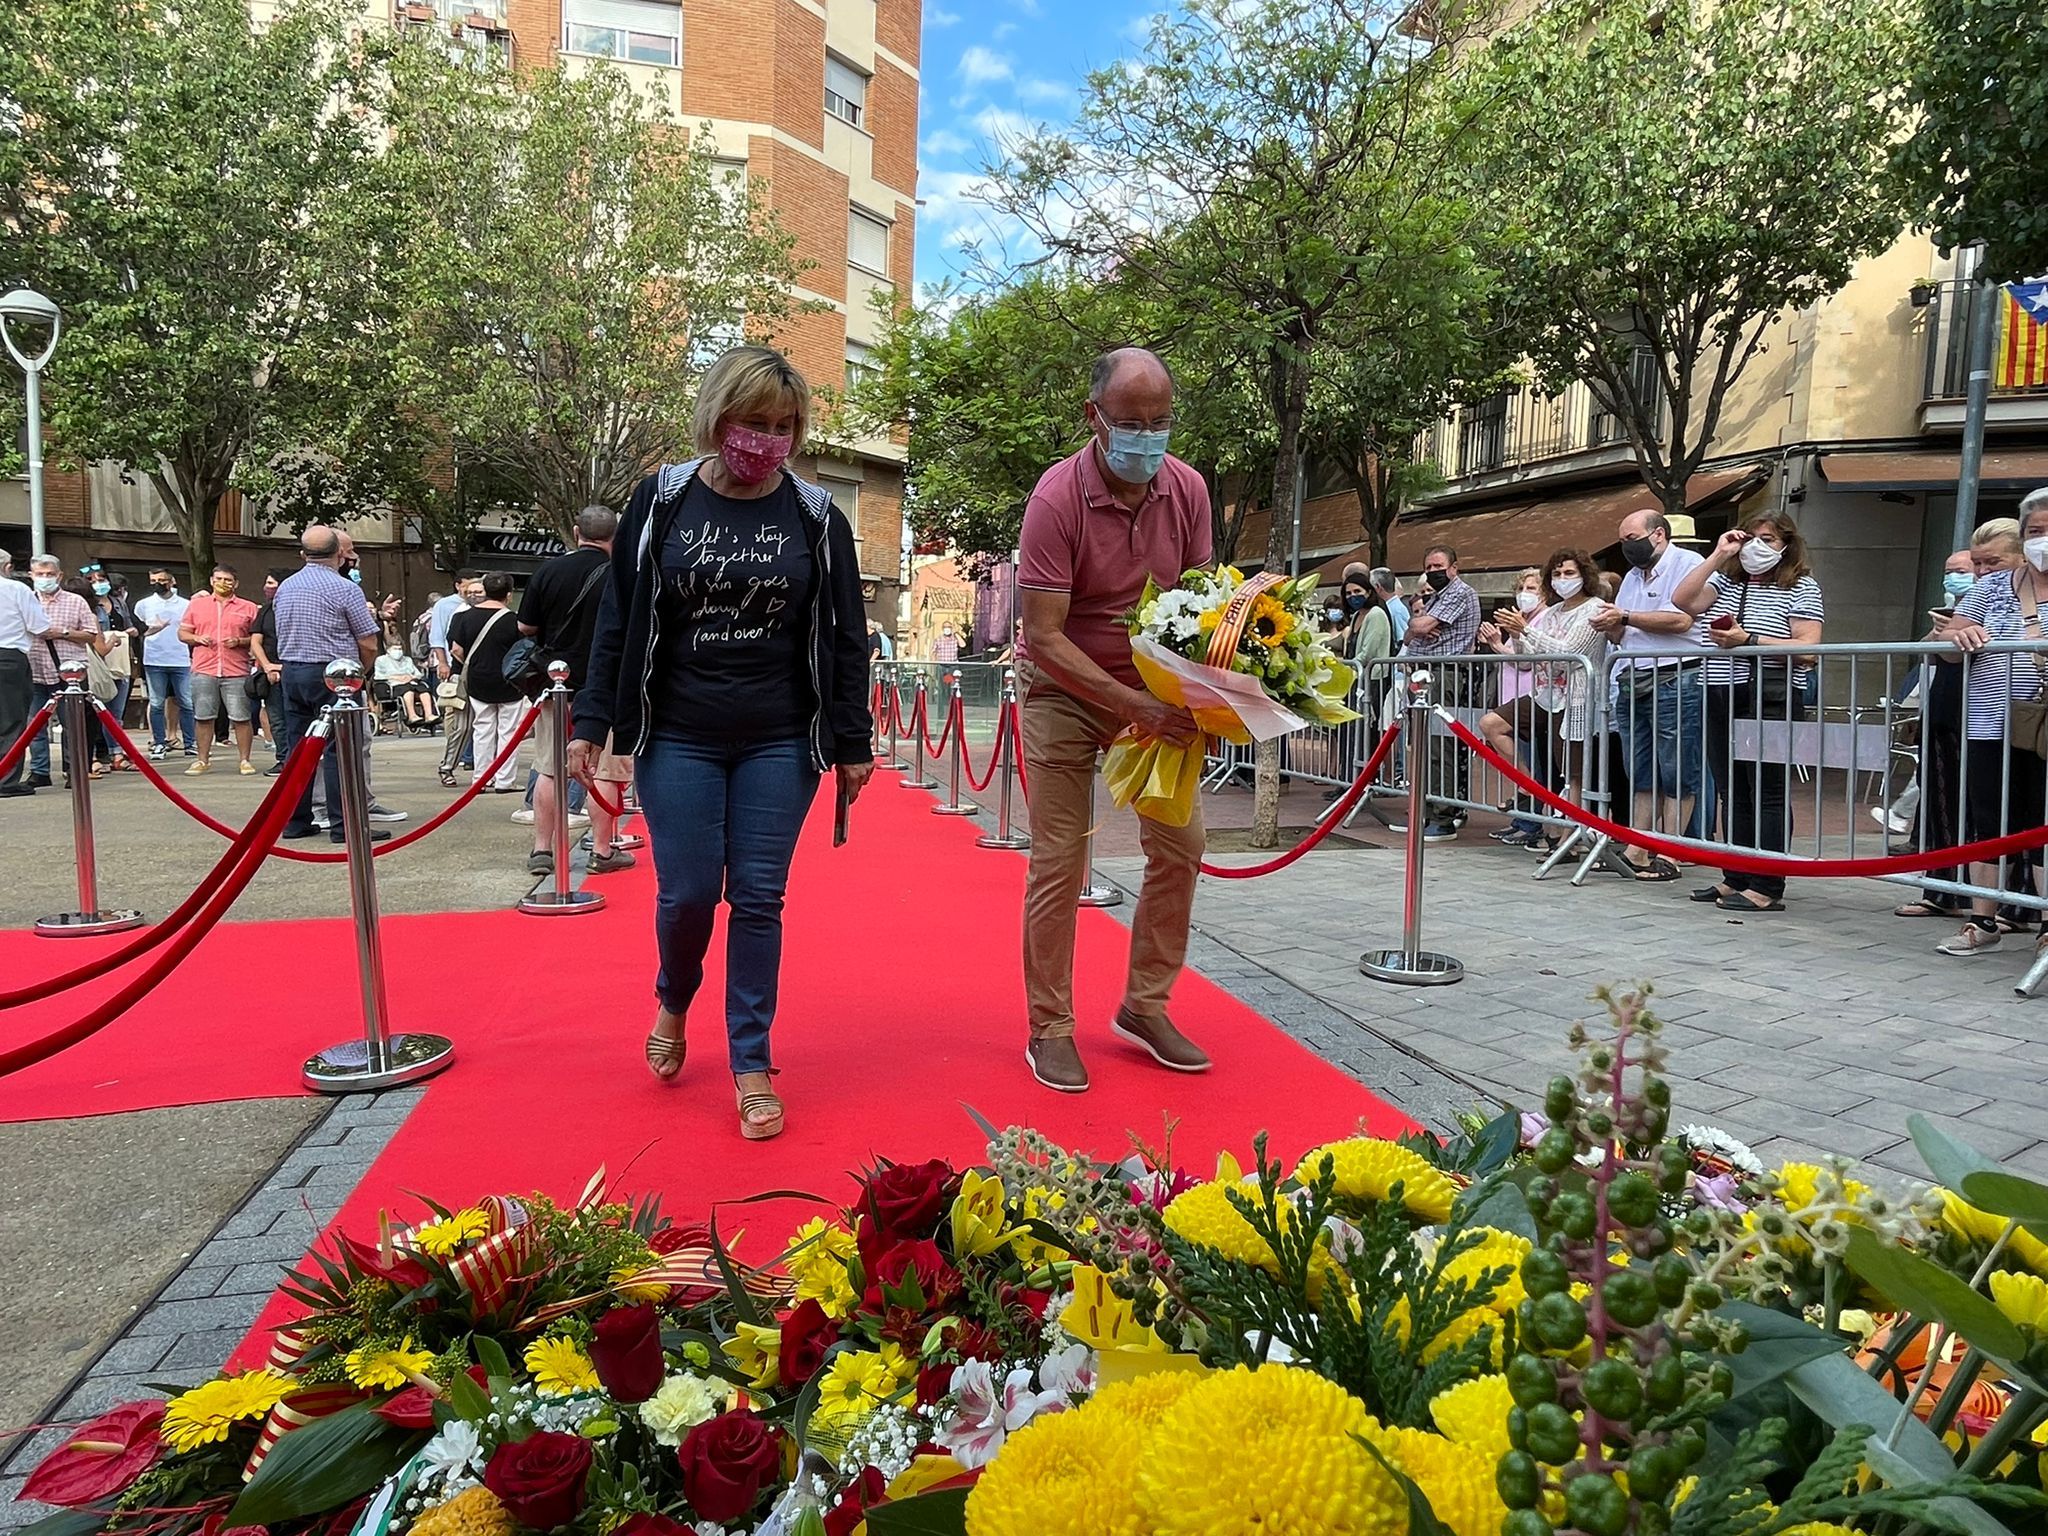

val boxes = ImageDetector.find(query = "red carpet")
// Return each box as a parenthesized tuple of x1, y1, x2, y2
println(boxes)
(0, 778, 1411, 1358)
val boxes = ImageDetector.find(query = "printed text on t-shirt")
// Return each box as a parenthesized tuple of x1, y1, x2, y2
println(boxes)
(668, 519, 796, 645)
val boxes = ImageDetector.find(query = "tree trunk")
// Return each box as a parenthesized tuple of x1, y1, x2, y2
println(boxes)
(1251, 347, 1312, 849)
(147, 457, 219, 587)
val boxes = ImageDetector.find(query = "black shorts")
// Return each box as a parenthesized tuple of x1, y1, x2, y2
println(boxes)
(1962, 739, 2047, 846)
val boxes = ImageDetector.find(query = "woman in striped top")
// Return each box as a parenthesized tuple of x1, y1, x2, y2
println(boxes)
(1931, 507, 2048, 957)
(1673, 514, 1825, 911)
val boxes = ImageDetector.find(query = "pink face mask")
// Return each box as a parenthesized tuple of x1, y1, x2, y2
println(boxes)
(720, 425, 794, 484)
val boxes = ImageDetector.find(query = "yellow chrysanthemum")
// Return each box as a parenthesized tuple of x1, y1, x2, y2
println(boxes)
(1088, 1369, 1204, 1428)
(966, 1398, 1147, 1536)
(523, 1336, 600, 1395)
(1295, 1139, 1459, 1223)
(1779, 1525, 1862, 1536)
(409, 1486, 516, 1536)
(1059, 1264, 1165, 1353)
(1370, 1426, 1505, 1536)
(1990, 1270, 2048, 1332)
(410, 1208, 491, 1258)
(1136, 1364, 1407, 1536)
(1441, 1227, 1534, 1316)
(1430, 1374, 1517, 1462)
(1164, 1179, 1282, 1271)
(1939, 1191, 2048, 1275)
(950, 1171, 1023, 1259)
(1389, 1300, 1506, 1366)
(786, 1218, 860, 1314)
(723, 1321, 781, 1391)
(344, 1335, 434, 1391)
(160, 1369, 294, 1454)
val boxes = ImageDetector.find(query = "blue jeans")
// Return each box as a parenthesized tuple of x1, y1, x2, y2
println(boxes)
(278, 662, 347, 842)
(27, 680, 58, 777)
(144, 663, 195, 749)
(1624, 666, 1706, 808)
(637, 735, 820, 1074)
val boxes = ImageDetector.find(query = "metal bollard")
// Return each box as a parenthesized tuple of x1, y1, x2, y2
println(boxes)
(976, 670, 1031, 851)
(1077, 752, 1122, 906)
(35, 664, 146, 937)
(520, 661, 604, 917)
(883, 664, 910, 772)
(1360, 669, 1463, 986)
(931, 676, 978, 817)
(303, 660, 456, 1092)
(902, 673, 940, 790)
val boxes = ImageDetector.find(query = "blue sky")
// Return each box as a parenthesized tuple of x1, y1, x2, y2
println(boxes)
(915, 0, 1158, 293)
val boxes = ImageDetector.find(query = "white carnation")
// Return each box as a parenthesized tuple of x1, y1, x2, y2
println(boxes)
(639, 1372, 721, 1446)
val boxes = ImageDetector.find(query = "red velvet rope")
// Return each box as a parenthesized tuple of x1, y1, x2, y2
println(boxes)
(1199, 723, 1404, 879)
(0, 734, 316, 1078)
(584, 778, 628, 819)
(961, 702, 1010, 793)
(1439, 713, 2048, 878)
(0, 739, 327, 1009)
(923, 695, 959, 760)
(0, 703, 54, 784)
(99, 702, 536, 862)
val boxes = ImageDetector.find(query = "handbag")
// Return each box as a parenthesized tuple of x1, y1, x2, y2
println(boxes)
(502, 560, 607, 698)
(1734, 580, 1792, 711)
(2009, 578, 2048, 758)
(47, 637, 119, 705)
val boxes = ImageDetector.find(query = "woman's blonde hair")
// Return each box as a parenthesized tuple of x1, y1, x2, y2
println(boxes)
(692, 345, 811, 457)
(1973, 516, 2022, 553)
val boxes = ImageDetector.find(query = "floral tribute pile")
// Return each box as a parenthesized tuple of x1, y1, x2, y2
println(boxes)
(18, 989, 2048, 1536)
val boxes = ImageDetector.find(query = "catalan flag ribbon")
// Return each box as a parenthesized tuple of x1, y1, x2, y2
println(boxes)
(1999, 280, 2048, 390)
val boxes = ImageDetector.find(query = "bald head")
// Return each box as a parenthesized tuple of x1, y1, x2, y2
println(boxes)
(1084, 348, 1174, 488)
(300, 525, 341, 563)
(1089, 348, 1173, 408)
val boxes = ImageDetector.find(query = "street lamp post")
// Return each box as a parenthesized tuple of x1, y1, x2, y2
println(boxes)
(0, 288, 63, 558)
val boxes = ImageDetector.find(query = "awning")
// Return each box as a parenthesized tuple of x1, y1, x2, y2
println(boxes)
(1817, 449, 2048, 491)
(1311, 466, 1767, 583)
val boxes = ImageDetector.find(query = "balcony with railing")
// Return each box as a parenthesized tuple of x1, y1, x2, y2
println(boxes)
(394, 0, 512, 61)
(1919, 276, 2048, 431)
(1413, 363, 1664, 499)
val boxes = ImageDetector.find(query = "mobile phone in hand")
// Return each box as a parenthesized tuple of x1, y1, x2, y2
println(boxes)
(833, 779, 849, 846)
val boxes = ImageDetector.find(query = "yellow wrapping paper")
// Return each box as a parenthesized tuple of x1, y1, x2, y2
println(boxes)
(1102, 734, 1206, 827)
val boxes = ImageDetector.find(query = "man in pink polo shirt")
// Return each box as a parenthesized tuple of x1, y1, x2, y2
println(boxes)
(1016, 347, 1212, 1093)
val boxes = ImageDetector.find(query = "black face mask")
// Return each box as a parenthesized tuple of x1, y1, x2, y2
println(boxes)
(151, 579, 171, 593)
(1423, 568, 1451, 592)
(1343, 592, 1371, 613)
(338, 557, 357, 578)
(1620, 535, 1658, 570)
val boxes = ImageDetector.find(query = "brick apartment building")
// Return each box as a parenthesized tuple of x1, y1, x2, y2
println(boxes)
(1, 0, 919, 631)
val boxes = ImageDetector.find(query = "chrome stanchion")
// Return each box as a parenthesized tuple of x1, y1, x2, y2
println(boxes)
(1077, 752, 1121, 906)
(1360, 669, 1463, 986)
(2016, 944, 2048, 1000)
(883, 664, 910, 772)
(521, 661, 604, 917)
(932, 676, 978, 817)
(902, 673, 940, 790)
(303, 660, 456, 1092)
(976, 671, 1031, 851)
(35, 663, 145, 937)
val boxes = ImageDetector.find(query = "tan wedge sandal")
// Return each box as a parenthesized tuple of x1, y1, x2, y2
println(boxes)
(645, 1010, 686, 1081)
(735, 1073, 784, 1140)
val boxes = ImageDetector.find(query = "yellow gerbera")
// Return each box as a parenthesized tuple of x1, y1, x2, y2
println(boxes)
(409, 1487, 516, 1536)
(1368, 1426, 1505, 1536)
(344, 1335, 435, 1391)
(610, 1249, 671, 1305)
(1136, 1365, 1407, 1536)
(410, 1208, 492, 1258)
(523, 1336, 600, 1395)
(786, 1218, 860, 1314)
(723, 1321, 781, 1391)
(965, 1398, 1147, 1536)
(1990, 1270, 2048, 1332)
(1059, 1264, 1165, 1354)
(1294, 1139, 1459, 1223)
(810, 1350, 905, 1447)
(161, 1369, 294, 1454)
(1429, 1374, 1516, 1462)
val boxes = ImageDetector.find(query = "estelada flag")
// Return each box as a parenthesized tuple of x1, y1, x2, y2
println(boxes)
(1999, 280, 2048, 389)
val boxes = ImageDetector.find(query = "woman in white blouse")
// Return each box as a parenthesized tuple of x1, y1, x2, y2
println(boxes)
(1480, 549, 1607, 846)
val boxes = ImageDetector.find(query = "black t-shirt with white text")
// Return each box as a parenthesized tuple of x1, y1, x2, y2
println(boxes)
(654, 477, 816, 740)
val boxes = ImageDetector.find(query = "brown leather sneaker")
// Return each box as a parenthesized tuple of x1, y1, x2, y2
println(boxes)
(1112, 1006, 1212, 1073)
(1026, 1035, 1090, 1093)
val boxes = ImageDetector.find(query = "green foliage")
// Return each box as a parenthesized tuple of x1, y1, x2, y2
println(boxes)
(1461, 0, 1918, 514)
(1898, 0, 2048, 285)
(227, 1403, 421, 1527)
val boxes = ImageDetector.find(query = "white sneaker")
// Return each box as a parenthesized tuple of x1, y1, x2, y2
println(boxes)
(1869, 804, 1912, 836)
(1937, 923, 2002, 956)
(509, 808, 536, 824)
(366, 802, 408, 824)
(313, 812, 331, 830)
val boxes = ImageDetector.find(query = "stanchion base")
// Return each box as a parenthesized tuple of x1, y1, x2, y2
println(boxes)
(931, 803, 979, 816)
(1078, 884, 1123, 908)
(1359, 949, 1464, 986)
(612, 833, 646, 851)
(977, 833, 1032, 850)
(518, 889, 607, 916)
(303, 1032, 456, 1094)
(902, 774, 940, 791)
(35, 909, 146, 938)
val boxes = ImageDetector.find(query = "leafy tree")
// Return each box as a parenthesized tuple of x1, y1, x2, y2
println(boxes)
(1898, 0, 2048, 285)
(0, 0, 407, 581)
(382, 51, 808, 542)
(1461, 0, 1917, 520)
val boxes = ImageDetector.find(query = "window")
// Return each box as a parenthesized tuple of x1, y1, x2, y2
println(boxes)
(848, 208, 890, 276)
(825, 55, 867, 128)
(818, 475, 863, 558)
(844, 340, 877, 394)
(710, 157, 748, 212)
(563, 0, 680, 66)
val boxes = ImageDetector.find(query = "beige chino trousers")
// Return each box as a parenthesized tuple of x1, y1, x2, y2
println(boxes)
(1018, 662, 1204, 1041)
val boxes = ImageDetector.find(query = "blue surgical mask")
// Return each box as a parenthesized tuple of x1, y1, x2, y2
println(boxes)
(92, 580, 111, 596)
(1943, 571, 1975, 599)
(1101, 425, 1170, 484)
(348, 568, 363, 584)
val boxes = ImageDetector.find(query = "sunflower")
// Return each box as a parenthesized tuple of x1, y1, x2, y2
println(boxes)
(1369, 1426, 1505, 1536)
(344, 1335, 435, 1391)
(409, 1487, 516, 1536)
(1135, 1365, 1407, 1536)
(410, 1208, 492, 1258)
(1294, 1138, 1460, 1223)
(161, 1369, 294, 1454)
(1244, 594, 1296, 650)
(965, 1399, 1146, 1536)
(1428, 1374, 1516, 1462)
(522, 1336, 600, 1395)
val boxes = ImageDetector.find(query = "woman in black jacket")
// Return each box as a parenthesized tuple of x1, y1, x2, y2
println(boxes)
(569, 346, 874, 1140)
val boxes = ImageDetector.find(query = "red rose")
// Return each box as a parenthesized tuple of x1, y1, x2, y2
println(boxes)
(857, 1159, 959, 1263)
(915, 1361, 953, 1407)
(824, 1466, 888, 1536)
(1007, 1285, 1053, 1322)
(678, 1410, 785, 1524)
(861, 1239, 962, 1315)
(611, 1517, 693, 1536)
(777, 1298, 840, 1386)
(21, 1402, 164, 1507)
(374, 1367, 488, 1429)
(484, 1432, 593, 1530)
(589, 1303, 666, 1404)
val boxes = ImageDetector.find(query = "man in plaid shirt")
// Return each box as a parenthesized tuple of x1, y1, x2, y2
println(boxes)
(1400, 544, 1481, 841)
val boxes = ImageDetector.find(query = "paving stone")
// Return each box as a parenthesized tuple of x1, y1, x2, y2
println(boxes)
(158, 1329, 251, 1375)
(122, 1295, 274, 1338)
(1700, 1064, 1872, 1116)
(154, 1265, 225, 1302)
(1810, 1067, 1991, 1118)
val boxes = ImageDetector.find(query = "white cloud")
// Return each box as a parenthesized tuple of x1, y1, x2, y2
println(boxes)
(922, 127, 972, 158)
(1015, 77, 1069, 104)
(991, 21, 1018, 39)
(1013, 0, 1044, 14)
(1122, 10, 1164, 43)
(956, 44, 1013, 85)
(971, 105, 1038, 150)
(927, 6, 961, 24)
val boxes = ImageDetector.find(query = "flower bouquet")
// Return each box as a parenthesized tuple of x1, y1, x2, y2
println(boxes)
(1106, 565, 1358, 825)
